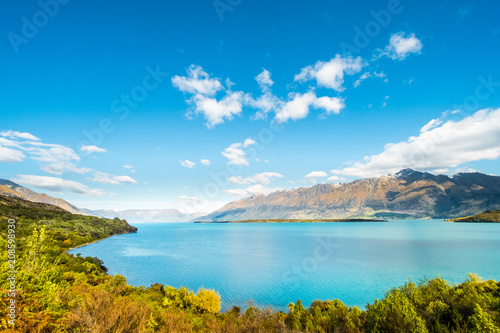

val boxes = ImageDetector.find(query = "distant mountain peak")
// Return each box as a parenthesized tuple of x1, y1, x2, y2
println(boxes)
(0, 179, 20, 187)
(395, 168, 420, 177)
(84, 208, 207, 223)
(453, 171, 482, 178)
(0, 178, 90, 215)
(199, 170, 500, 221)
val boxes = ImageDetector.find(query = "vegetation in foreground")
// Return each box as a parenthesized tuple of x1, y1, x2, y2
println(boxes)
(448, 210, 500, 223)
(1, 199, 500, 332)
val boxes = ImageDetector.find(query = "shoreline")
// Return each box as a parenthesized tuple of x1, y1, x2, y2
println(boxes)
(194, 218, 388, 223)
(447, 220, 500, 223)
(66, 229, 138, 252)
(66, 239, 102, 251)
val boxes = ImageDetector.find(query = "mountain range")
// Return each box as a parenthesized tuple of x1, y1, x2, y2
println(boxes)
(0, 179, 89, 215)
(80, 208, 205, 223)
(0, 179, 204, 223)
(198, 169, 500, 221)
(3, 169, 500, 222)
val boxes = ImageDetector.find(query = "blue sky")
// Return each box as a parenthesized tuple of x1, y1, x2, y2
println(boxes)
(1, 0, 499, 213)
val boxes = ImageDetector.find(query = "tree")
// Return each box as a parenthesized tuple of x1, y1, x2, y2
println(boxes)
(367, 289, 429, 333)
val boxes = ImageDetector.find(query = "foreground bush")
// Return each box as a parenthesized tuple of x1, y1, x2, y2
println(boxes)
(1, 203, 500, 332)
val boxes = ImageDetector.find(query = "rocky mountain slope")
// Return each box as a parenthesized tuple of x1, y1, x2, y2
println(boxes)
(0, 192, 71, 212)
(199, 169, 500, 221)
(0, 179, 202, 222)
(0, 179, 89, 215)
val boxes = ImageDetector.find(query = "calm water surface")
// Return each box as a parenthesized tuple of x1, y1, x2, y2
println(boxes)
(69, 220, 500, 310)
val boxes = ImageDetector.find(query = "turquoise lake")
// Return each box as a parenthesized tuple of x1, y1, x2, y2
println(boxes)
(69, 220, 500, 311)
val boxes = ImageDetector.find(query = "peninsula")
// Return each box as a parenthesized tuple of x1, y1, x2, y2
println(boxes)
(448, 210, 500, 223)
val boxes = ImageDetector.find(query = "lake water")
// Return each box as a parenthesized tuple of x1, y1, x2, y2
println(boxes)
(69, 220, 500, 311)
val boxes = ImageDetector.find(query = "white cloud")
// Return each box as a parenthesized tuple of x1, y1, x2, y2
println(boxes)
(181, 160, 196, 169)
(220, 138, 257, 167)
(452, 166, 479, 174)
(255, 69, 274, 91)
(0, 130, 40, 141)
(0, 146, 25, 163)
(223, 188, 251, 197)
(354, 72, 387, 87)
(331, 108, 500, 178)
(221, 143, 248, 166)
(275, 92, 345, 123)
(226, 172, 284, 197)
(353, 72, 371, 88)
(276, 92, 316, 123)
(0, 133, 89, 175)
(252, 172, 283, 185)
(29, 144, 89, 175)
(420, 118, 443, 133)
(224, 184, 283, 197)
(172, 65, 223, 96)
(374, 72, 388, 79)
(40, 164, 89, 176)
(200, 159, 211, 166)
(313, 96, 345, 115)
(13, 175, 109, 197)
(229, 172, 284, 186)
(429, 168, 450, 175)
(174, 63, 349, 124)
(0, 137, 22, 148)
(327, 175, 347, 182)
(305, 171, 328, 179)
(228, 176, 248, 185)
(179, 195, 203, 205)
(1, 130, 138, 194)
(172, 65, 245, 128)
(191, 91, 245, 128)
(123, 165, 136, 173)
(114, 175, 137, 183)
(420, 110, 458, 133)
(380, 32, 423, 60)
(404, 78, 414, 85)
(88, 171, 137, 185)
(243, 138, 256, 148)
(295, 55, 365, 91)
(429, 167, 481, 177)
(80, 145, 107, 154)
(381, 96, 389, 108)
(248, 92, 282, 120)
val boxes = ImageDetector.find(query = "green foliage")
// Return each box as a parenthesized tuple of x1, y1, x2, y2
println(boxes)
(449, 209, 500, 222)
(306, 299, 365, 332)
(470, 304, 500, 332)
(1, 201, 500, 332)
(162, 286, 221, 314)
(195, 288, 221, 314)
(367, 289, 429, 333)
